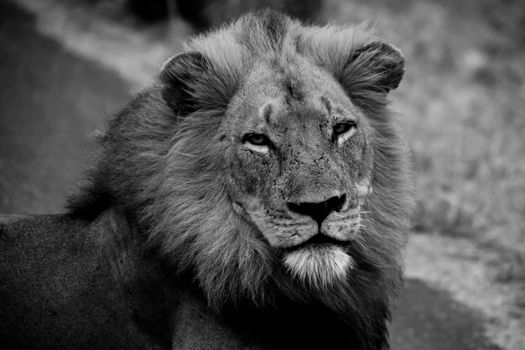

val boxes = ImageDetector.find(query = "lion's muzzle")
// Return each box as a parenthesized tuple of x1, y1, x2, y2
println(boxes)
(286, 194, 347, 228)
(241, 189, 364, 250)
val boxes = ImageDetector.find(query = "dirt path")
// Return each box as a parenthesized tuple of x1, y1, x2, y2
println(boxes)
(0, 1, 501, 349)
(391, 279, 500, 349)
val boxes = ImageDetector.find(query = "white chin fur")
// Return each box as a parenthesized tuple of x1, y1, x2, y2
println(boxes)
(284, 245, 354, 288)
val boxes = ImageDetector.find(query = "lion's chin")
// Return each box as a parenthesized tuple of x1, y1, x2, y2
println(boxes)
(283, 244, 354, 289)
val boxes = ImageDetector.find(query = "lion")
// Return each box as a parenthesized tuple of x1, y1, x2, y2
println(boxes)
(0, 10, 412, 350)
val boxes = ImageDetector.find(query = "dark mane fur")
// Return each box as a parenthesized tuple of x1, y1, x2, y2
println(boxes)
(68, 10, 413, 350)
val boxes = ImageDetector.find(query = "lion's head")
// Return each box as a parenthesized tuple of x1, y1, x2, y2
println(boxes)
(70, 10, 412, 325)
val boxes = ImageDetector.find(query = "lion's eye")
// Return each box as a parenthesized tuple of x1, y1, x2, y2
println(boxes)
(333, 121, 356, 136)
(333, 121, 358, 145)
(242, 133, 273, 154)
(243, 133, 271, 146)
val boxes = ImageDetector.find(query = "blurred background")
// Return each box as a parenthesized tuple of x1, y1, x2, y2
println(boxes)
(0, 0, 524, 349)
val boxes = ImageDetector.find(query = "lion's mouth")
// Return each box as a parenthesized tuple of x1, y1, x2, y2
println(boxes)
(286, 233, 344, 251)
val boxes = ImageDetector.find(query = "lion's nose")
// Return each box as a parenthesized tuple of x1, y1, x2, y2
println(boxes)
(287, 194, 347, 226)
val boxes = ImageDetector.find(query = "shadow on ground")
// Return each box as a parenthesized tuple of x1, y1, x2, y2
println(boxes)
(391, 279, 500, 350)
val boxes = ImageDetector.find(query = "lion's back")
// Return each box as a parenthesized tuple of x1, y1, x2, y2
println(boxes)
(0, 214, 152, 349)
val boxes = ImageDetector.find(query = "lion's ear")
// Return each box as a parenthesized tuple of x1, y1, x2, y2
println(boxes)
(341, 41, 404, 97)
(160, 51, 211, 115)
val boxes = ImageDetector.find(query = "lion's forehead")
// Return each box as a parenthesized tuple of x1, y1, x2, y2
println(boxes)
(229, 59, 356, 134)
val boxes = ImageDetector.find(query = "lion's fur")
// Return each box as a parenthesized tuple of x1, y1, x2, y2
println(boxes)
(61, 10, 413, 349)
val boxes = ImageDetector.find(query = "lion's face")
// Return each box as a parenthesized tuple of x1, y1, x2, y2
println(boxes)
(221, 57, 374, 286)
(94, 11, 413, 311)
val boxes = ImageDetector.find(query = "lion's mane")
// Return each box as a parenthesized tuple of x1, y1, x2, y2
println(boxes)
(69, 10, 412, 349)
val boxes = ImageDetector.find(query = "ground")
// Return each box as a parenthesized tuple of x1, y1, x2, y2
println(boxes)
(0, 0, 524, 348)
